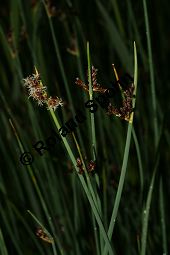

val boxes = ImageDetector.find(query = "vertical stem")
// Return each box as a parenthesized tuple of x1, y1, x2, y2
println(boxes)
(103, 42, 138, 255)
(87, 42, 103, 253)
(159, 177, 167, 255)
(49, 109, 114, 255)
(142, 0, 158, 147)
(87, 42, 97, 159)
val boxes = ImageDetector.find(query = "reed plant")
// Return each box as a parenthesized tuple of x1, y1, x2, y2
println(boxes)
(0, 1, 169, 255)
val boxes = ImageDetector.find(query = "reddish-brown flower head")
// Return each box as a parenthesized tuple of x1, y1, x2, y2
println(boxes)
(47, 96, 64, 111)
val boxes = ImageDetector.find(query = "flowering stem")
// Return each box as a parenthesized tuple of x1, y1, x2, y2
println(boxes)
(49, 109, 114, 255)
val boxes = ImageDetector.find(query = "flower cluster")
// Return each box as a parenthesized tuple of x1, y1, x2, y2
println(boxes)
(75, 65, 134, 122)
(23, 73, 48, 106)
(76, 158, 96, 174)
(23, 70, 64, 111)
(36, 227, 54, 244)
(75, 66, 107, 94)
(107, 83, 134, 121)
(47, 96, 64, 111)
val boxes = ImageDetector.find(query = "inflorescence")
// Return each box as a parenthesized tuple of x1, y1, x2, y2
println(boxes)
(75, 65, 134, 122)
(23, 70, 64, 111)
(75, 66, 107, 94)
(23, 65, 134, 122)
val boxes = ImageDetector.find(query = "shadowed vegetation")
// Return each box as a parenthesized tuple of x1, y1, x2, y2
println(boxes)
(0, 1, 169, 255)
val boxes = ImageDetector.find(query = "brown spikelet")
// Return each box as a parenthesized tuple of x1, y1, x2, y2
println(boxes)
(76, 157, 84, 174)
(87, 160, 96, 172)
(75, 78, 89, 92)
(75, 66, 107, 94)
(47, 96, 64, 111)
(107, 83, 134, 121)
(36, 227, 54, 244)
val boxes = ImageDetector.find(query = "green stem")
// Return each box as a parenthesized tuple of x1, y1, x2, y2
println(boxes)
(159, 177, 167, 255)
(103, 42, 138, 255)
(142, 0, 158, 147)
(140, 163, 157, 255)
(87, 42, 103, 253)
(49, 109, 114, 255)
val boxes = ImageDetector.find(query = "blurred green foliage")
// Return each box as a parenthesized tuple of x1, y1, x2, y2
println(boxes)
(0, 0, 169, 255)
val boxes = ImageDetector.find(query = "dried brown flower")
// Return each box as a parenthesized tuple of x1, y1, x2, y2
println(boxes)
(76, 158, 96, 174)
(75, 78, 89, 92)
(75, 64, 134, 122)
(36, 227, 54, 244)
(75, 66, 107, 94)
(76, 157, 84, 174)
(107, 83, 134, 121)
(87, 160, 96, 172)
